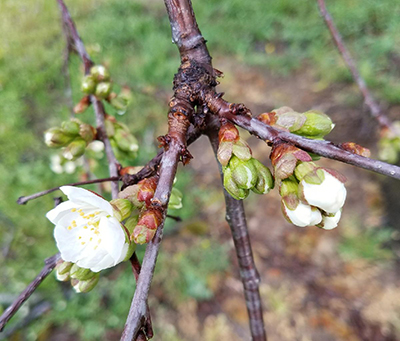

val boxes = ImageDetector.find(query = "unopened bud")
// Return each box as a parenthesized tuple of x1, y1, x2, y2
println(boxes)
(90, 65, 110, 82)
(56, 260, 73, 275)
(219, 122, 239, 143)
(293, 110, 334, 138)
(44, 128, 74, 148)
(61, 120, 80, 136)
(317, 210, 342, 230)
(63, 138, 86, 160)
(114, 129, 139, 154)
(95, 82, 112, 99)
(70, 264, 96, 281)
(110, 94, 130, 113)
(74, 96, 91, 114)
(131, 209, 163, 244)
(275, 111, 306, 132)
(232, 139, 252, 161)
(223, 166, 250, 200)
(79, 123, 96, 143)
(72, 273, 100, 293)
(110, 198, 133, 221)
(169, 187, 183, 209)
(229, 156, 258, 190)
(250, 159, 274, 194)
(124, 215, 139, 234)
(81, 75, 96, 94)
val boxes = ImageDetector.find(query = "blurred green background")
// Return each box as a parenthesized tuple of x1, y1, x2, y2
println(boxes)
(1, 0, 400, 340)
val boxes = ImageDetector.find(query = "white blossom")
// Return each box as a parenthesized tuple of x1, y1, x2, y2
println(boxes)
(318, 210, 342, 230)
(300, 170, 346, 214)
(282, 201, 322, 227)
(46, 186, 131, 272)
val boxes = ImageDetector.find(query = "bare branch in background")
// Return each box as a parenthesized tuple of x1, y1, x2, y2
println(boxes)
(208, 130, 267, 341)
(316, 0, 394, 132)
(0, 253, 61, 332)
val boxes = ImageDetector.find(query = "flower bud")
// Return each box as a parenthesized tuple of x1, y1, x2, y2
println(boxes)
(229, 156, 257, 190)
(169, 187, 183, 209)
(79, 123, 96, 143)
(61, 120, 80, 136)
(56, 272, 70, 282)
(104, 118, 115, 138)
(44, 128, 74, 148)
(223, 166, 249, 200)
(56, 260, 73, 275)
(292, 110, 334, 138)
(124, 215, 139, 235)
(74, 96, 91, 114)
(72, 273, 100, 293)
(90, 65, 110, 82)
(219, 122, 239, 143)
(70, 264, 97, 281)
(110, 94, 130, 113)
(275, 111, 306, 132)
(113, 129, 139, 154)
(63, 138, 87, 160)
(137, 177, 158, 207)
(131, 208, 163, 244)
(250, 159, 274, 194)
(317, 210, 342, 230)
(81, 75, 96, 94)
(110, 198, 133, 221)
(217, 141, 234, 167)
(118, 185, 142, 208)
(281, 199, 322, 227)
(232, 139, 252, 161)
(294, 162, 319, 182)
(95, 82, 113, 99)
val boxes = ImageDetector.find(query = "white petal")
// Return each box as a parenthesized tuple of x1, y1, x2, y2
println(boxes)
(284, 202, 313, 227)
(54, 225, 86, 263)
(310, 208, 322, 225)
(46, 201, 78, 224)
(98, 216, 126, 262)
(321, 210, 342, 230)
(60, 186, 114, 216)
(89, 253, 116, 272)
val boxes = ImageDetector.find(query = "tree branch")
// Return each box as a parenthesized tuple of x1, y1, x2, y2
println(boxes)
(57, 0, 120, 198)
(17, 177, 120, 205)
(0, 253, 61, 332)
(316, 0, 393, 132)
(208, 130, 267, 341)
(207, 96, 400, 180)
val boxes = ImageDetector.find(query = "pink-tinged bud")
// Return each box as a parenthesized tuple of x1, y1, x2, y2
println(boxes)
(131, 208, 163, 244)
(217, 141, 233, 167)
(79, 123, 96, 143)
(270, 144, 312, 180)
(74, 96, 91, 114)
(218, 122, 239, 143)
(340, 142, 371, 158)
(257, 112, 277, 126)
(137, 177, 158, 207)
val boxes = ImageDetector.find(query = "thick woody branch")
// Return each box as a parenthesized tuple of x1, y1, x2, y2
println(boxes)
(208, 96, 400, 180)
(121, 103, 192, 340)
(57, 0, 120, 198)
(208, 131, 267, 341)
(316, 0, 393, 132)
(0, 253, 61, 332)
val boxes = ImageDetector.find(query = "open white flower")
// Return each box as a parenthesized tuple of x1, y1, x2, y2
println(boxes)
(282, 201, 322, 227)
(317, 210, 342, 230)
(46, 186, 132, 272)
(300, 170, 346, 214)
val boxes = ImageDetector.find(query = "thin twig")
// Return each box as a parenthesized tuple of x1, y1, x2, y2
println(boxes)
(0, 254, 61, 332)
(208, 130, 267, 341)
(207, 96, 400, 180)
(57, 0, 120, 197)
(316, 0, 393, 131)
(17, 177, 120, 205)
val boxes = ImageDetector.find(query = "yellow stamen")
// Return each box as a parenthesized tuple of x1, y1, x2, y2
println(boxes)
(90, 237, 93, 241)
(83, 226, 88, 229)
(80, 212, 84, 216)
(89, 214, 95, 218)
(78, 209, 82, 212)
(71, 208, 77, 212)
(98, 239, 101, 244)
(67, 226, 72, 230)
(81, 242, 85, 245)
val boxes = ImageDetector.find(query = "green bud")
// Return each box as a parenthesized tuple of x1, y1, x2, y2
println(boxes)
(44, 128, 74, 148)
(250, 159, 274, 194)
(124, 215, 139, 235)
(232, 139, 252, 161)
(63, 138, 87, 160)
(275, 111, 306, 132)
(61, 120, 80, 136)
(169, 187, 183, 209)
(110, 198, 133, 221)
(114, 129, 139, 154)
(223, 166, 250, 200)
(56, 272, 70, 282)
(229, 156, 257, 190)
(81, 75, 96, 94)
(118, 184, 143, 208)
(279, 179, 299, 198)
(110, 94, 130, 113)
(294, 162, 317, 181)
(73, 273, 100, 293)
(104, 119, 115, 138)
(293, 110, 334, 138)
(79, 123, 96, 143)
(90, 65, 110, 82)
(95, 82, 112, 99)
(56, 261, 73, 275)
(70, 264, 97, 281)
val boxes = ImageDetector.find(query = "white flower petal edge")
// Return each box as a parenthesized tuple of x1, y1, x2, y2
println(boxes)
(301, 171, 346, 214)
(319, 210, 342, 230)
(283, 201, 322, 227)
(46, 186, 130, 272)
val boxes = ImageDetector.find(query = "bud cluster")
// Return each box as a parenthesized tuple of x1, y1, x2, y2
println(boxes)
(272, 144, 347, 230)
(117, 176, 183, 244)
(217, 122, 274, 200)
(81, 65, 112, 99)
(258, 106, 334, 139)
(55, 260, 100, 293)
(378, 122, 400, 163)
(44, 119, 96, 160)
(105, 116, 139, 160)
